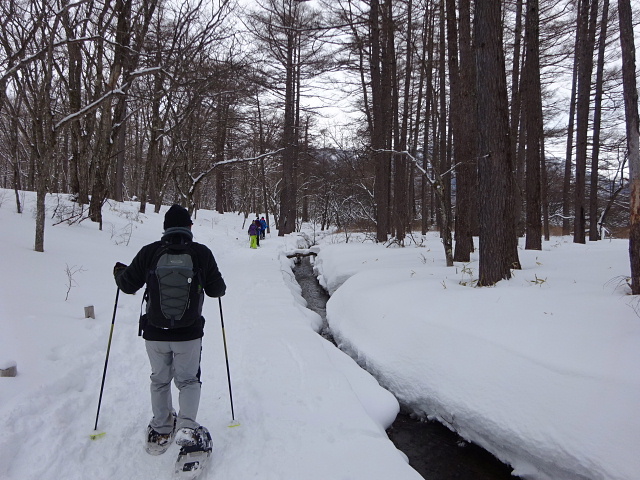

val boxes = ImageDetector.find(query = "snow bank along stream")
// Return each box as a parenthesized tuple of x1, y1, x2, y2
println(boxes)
(291, 256, 519, 479)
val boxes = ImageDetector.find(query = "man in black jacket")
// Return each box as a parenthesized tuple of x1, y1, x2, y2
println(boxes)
(114, 204, 226, 455)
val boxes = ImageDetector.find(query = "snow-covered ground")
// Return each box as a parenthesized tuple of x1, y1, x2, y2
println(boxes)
(315, 239, 639, 480)
(0, 190, 638, 480)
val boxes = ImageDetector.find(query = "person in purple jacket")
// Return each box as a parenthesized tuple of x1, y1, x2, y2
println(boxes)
(248, 220, 260, 249)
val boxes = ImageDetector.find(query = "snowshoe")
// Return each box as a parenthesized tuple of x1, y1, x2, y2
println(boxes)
(174, 426, 213, 480)
(144, 411, 177, 456)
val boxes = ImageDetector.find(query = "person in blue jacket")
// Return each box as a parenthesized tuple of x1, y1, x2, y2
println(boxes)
(259, 217, 267, 239)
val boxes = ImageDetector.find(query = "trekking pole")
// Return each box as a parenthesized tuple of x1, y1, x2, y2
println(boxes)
(90, 287, 120, 440)
(218, 297, 238, 425)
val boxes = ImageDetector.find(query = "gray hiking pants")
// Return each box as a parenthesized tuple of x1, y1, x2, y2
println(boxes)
(145, 338, 202, 434)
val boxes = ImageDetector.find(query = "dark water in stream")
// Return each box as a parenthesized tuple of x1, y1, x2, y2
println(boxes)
(292, 257, 519, 480)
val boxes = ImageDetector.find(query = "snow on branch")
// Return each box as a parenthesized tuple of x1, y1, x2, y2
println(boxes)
(189, 148, 286, 188)
(54, 89, 124, 130)
(1, 36, 101, 86)
(54, 67, 163, 130)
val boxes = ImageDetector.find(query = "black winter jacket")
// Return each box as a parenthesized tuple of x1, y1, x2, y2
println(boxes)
(115, 228, 226, 341)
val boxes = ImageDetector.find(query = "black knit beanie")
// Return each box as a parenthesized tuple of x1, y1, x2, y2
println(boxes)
(164, 204, 192, 230)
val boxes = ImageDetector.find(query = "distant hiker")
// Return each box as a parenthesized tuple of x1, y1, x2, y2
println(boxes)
(259, 217, 267, 239)
(113, 204, 226, 456)
(248, 220, 260, 249)
(254, 218, 261, 247)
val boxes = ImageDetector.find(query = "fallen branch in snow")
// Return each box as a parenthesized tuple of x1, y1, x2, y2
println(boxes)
(286, 251, 318, 259)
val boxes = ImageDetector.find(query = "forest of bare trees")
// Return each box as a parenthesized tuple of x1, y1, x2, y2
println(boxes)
(0, 0, 638, 286)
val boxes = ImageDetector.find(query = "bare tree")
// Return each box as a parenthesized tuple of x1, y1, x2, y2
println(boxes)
(59, 0, 89, 203)
(136, 0, 234, 214)
(88, 0, 158, 227)
(6, 0, 63, 252)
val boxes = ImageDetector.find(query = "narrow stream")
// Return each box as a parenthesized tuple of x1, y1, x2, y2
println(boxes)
(293, 257, 519, 479)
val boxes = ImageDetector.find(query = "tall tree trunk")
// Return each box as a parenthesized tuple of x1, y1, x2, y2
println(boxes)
(452, 0, 476, 261)
(617, 0, 640, 293)
(301, 118, 310, 223)
(562, 3, 582, 236)
(509, 0, 524, 166)
(589, 0, 610, 240)
(215, 101, 230, 214)
(11, 113, 22, 213)
(256, 91, 271, 232)
(279, 7, 298, 236)
(511, 0, 526, 238)
(411, 8, 427, 184)
(61, 1, 86, 203)
(114, 116, 126, 202)
(421, 9, 435, 236)
(437, 0, 451, 248)
(475, 0, 518, 285)
(370, 0, 392, 242)
(35, 184, 47, 252)
(573, 0, 598, 243)
(394, 0, 412, 243)
(139, 49, 163, 214)
(445, 0, 460, 245)
(523, 0, 542, 250)
(541, 137, 550, 241)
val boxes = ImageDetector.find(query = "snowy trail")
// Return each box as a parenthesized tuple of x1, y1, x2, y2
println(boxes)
(193, 232, 417, 480)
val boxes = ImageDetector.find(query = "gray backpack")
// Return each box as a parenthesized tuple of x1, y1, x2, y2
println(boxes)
(144, 243, 203, 330)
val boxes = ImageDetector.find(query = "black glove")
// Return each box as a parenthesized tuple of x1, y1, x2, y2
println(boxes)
(113, 262, 127, 278)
